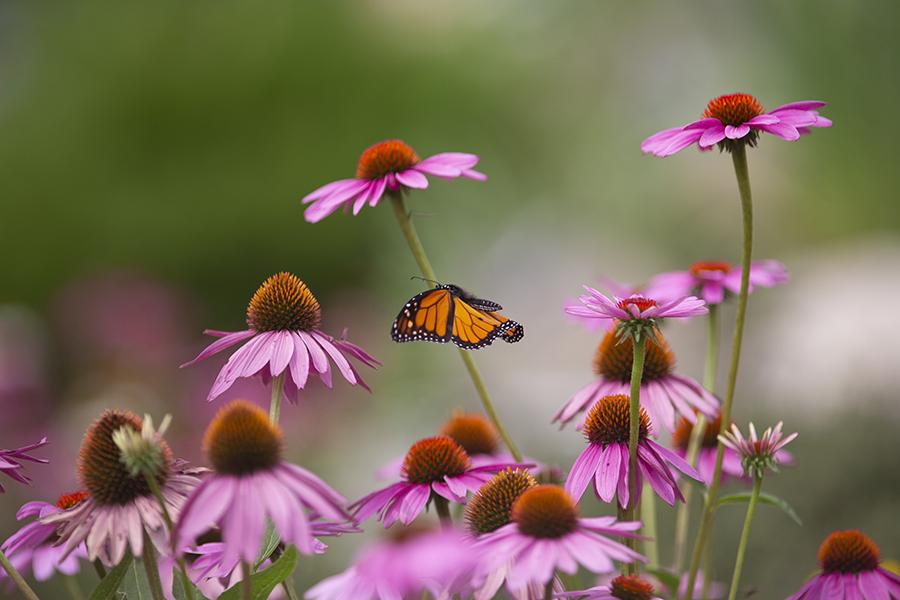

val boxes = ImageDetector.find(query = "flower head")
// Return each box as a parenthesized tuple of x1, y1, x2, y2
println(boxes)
(465, 468, 538, 536)
(352, 436, 529, 528)
(565, 395, 703, 508)
(641, 95, 831, 157)
(556, 574, 662, 600)
(174, 400, 351, 563)
(302, 140, 486, 223)
(0, 437, 48, 492)
(646, 260, 788, 305)
(718, 421, 797, 479)
(786, 530, 900, 599)
(182, 272, 379, 403)
(113, 413, 172, 478)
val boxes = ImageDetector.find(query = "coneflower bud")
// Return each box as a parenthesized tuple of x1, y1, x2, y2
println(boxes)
(113, 413, 172, 479)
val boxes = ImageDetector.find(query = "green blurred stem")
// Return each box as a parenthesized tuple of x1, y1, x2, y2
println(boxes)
(433, 495, 453, 528)
(683, 144, 754, 600)
(241, 561, 252, 600)
(544, 579, 555, 600)
(641, 485, 659, 568)
(0, 547, 40, 600)
(92, 560, 107, 579)
(623, 335, 646, 575)
(726, 476, 762, 600)
(672, 305, 719, 570)
(269, 373, 285, 425)
(141, 532, 167, 600)
(143, 472, 195, 600)
(64, 575, 84, 600)
(389, 192, 523, 462)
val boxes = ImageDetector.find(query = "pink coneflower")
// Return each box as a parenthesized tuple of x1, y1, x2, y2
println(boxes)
(787, 530, 900, 599)
(646, 260, 788, 305)
(554, 327, 718, 432)
(306, 526, 476, 600)
(41, 411, 201, 567)
(302, 139, 486, 223)
(556, 574, 662, 600)
(182, 272, 379, 403)
(352, 436, 527, 527)
(0, 493, 89, 582)
(0, 437, 47, 492)
(566, 289, 707, 327)
(718, 421, 797, 479)
(565, 278, 641, 332)
(641, 94, 831, 157)
(174, 400, 351, 564)
(473, 485, 643, 591)
(565, 395, 703, 508)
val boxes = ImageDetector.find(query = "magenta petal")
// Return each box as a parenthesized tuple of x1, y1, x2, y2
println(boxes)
(311, 332, 357, 385)
(268, 331, 295, 377)
(724, 124, 750, 139)
(564, 444, 602, 501)
(755, 121, 801, 141)
(771, 100, 826, 112)
(180, 330, 256, 368)
(596, 444, 622, 503)
(699, 124, 726, 148)
(395, 169, 429, 189)
(288, 333, 311, 389)
(398, 484, 430, 524)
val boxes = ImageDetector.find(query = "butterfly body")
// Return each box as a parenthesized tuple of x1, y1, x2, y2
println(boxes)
(391, 284, 524, 350)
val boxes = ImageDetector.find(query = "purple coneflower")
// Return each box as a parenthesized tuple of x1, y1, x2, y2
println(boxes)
(473, 485, 644, 590)
(305, 526, 476, 600)
(41, 411, 201, 567)
(0, 438, 47, 492)
(718, 421, 797, 479)
(787, 530, 900, 599)
(556, 574, 662, 600)
(182, 272, 379, 403)
(0, 492, 88, 582)
(353, 435, 528, 527)
(565, 395, 702, 508)
(566, 290, 707, 328)
(641, 94, 831, 157)
(646, 260, 788, 305)
(174, 400, 351, 564)
(302, 139, 486, 223)
(554, 327, 718, 433)
(565, 278, 640, 332)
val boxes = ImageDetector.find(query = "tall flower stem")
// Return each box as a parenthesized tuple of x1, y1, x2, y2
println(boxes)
(141, 532, 167, 600)
(64, 575, 85, 600)
(432, 495, 453, 528)
(0, 547, 41, 600)
(624, 335, 647, 575)
(726, 475, 762, 600)
(641, 485, 659, 568)
(269, 373, 286, 425)
(144, 473, 195, 600)
(683, 144, 754, 599)
(241, 561, 252, 600)
(672, 305, 719, 570)
(389, 192, 522, 462)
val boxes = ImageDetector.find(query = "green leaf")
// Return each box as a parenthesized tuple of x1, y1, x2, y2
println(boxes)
(172, 570, 207, 600)
(219, 546, 298, 600)
(255, 521, 281, 568)
(90, 554, 133, 600)
(645, 566, 680, 595)
(121, 559, 152, 600)
(716, 491, 803, 526)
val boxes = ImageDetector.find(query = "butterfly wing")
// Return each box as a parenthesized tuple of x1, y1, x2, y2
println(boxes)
(486, 311, 525, 343)
(391, 288, 455, 344)
(450, 297, 511, 349)
(446, 284, 503, 312)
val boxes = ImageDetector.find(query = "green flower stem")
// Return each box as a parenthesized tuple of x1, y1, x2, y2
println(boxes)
(623, 335, 647, 575)
(389, 192, 522, 462)
(641, 485, 659, 568)
(726, 475, 763, 600)
(143, 472, 195, 600)
(672, 305, 720, 570)
(241, 560, 252, 600)
(433, 495, 453, 528)
(683, 144, 754, 600)
(0, 547, 41, 600)
(269, 546, 301, 600)
(269, 373, 286, 425)
(64, 575, 84, 600)
(141, 531, 167, 600)
(92, 560, 107, 579)
(617, 504, 630, 576)
(544, 579, 555, 600)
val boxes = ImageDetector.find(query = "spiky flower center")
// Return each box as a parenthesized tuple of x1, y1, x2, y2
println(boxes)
(402, 436, 470, 484)
(594, 329, 675, 382)
(689, 261, 731, 277)
(818, 530, 880, 574)
(440, 412, 499, 456)
(465, 468, 537, 535)
(610, 575, 656, 600)
(703, 93, 764, 126)
(672, 414, 723, 450)
(584, 394, 650, 446)
(205, 400, 282, 476)
(55, 491, 89, 510)
(246, 272, 321, 333)
(512, 485, 578, 539)
(617, 296, 657, 314)
(356, 140, 420, 180)
(79, 411, 170, 506)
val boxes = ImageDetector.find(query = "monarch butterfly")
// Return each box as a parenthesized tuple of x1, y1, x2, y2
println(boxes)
(391, 284, 525, 350)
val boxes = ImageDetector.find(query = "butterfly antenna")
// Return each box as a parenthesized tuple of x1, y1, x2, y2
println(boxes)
(410, 275, 441, 286)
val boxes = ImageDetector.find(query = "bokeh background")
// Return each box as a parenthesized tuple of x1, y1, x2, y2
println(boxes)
(2, 1, 899, 597)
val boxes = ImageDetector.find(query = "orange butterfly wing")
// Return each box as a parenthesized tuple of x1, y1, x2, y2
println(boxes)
(486, 311, 525, 343)
(450, 297, 511, 349)
(391, 288, 454, 343)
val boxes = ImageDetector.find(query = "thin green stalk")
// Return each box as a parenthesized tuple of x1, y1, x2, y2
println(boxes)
(624, 336, 646, 575)
(0, 547, 41, 600)
(544, 579, 555, 600)
(433, 495, 453, 528)
(389, 192, 522, 462)
(701, 543, 713, 600)
(269, 546, 301, 600)
(141, 532, 167, 600)
(672, 305, 719, 570)
(64, 575, 84, 600)
(641, 485, 659, 568)
(726, 476, 762, 600)
(683, 144, 754, 600)
(144, 473, 195, 600)
(617, 504, 630, 576)
(241, 560, 252, 600)
(92, 560, 107, 579)
(269, 373, 285, 425)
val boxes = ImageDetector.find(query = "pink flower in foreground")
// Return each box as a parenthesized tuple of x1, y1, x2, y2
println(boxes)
(556, 574, 662, 600)
(352, 436, 529, 527)
(174, 401, 351, 564)
(554, 327, 718, 432)
(182, 272, 379, 403)
(565, 278, 641, 332)
(646, 260, 788, 305)
(472, 485, 643, 591)
(641, 94, 831, 157)
(0, 437, 47, 492)
(565, 289, 707, 328)
(787, 530, 900, 600)
(565, 395, 702, 508)
(718, 421, 798, 479)
(302, 139, 486, 223)
(0, 493, 88, 582)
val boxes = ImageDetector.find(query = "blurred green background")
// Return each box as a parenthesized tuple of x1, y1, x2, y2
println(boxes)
(2, 1, 899, 598)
